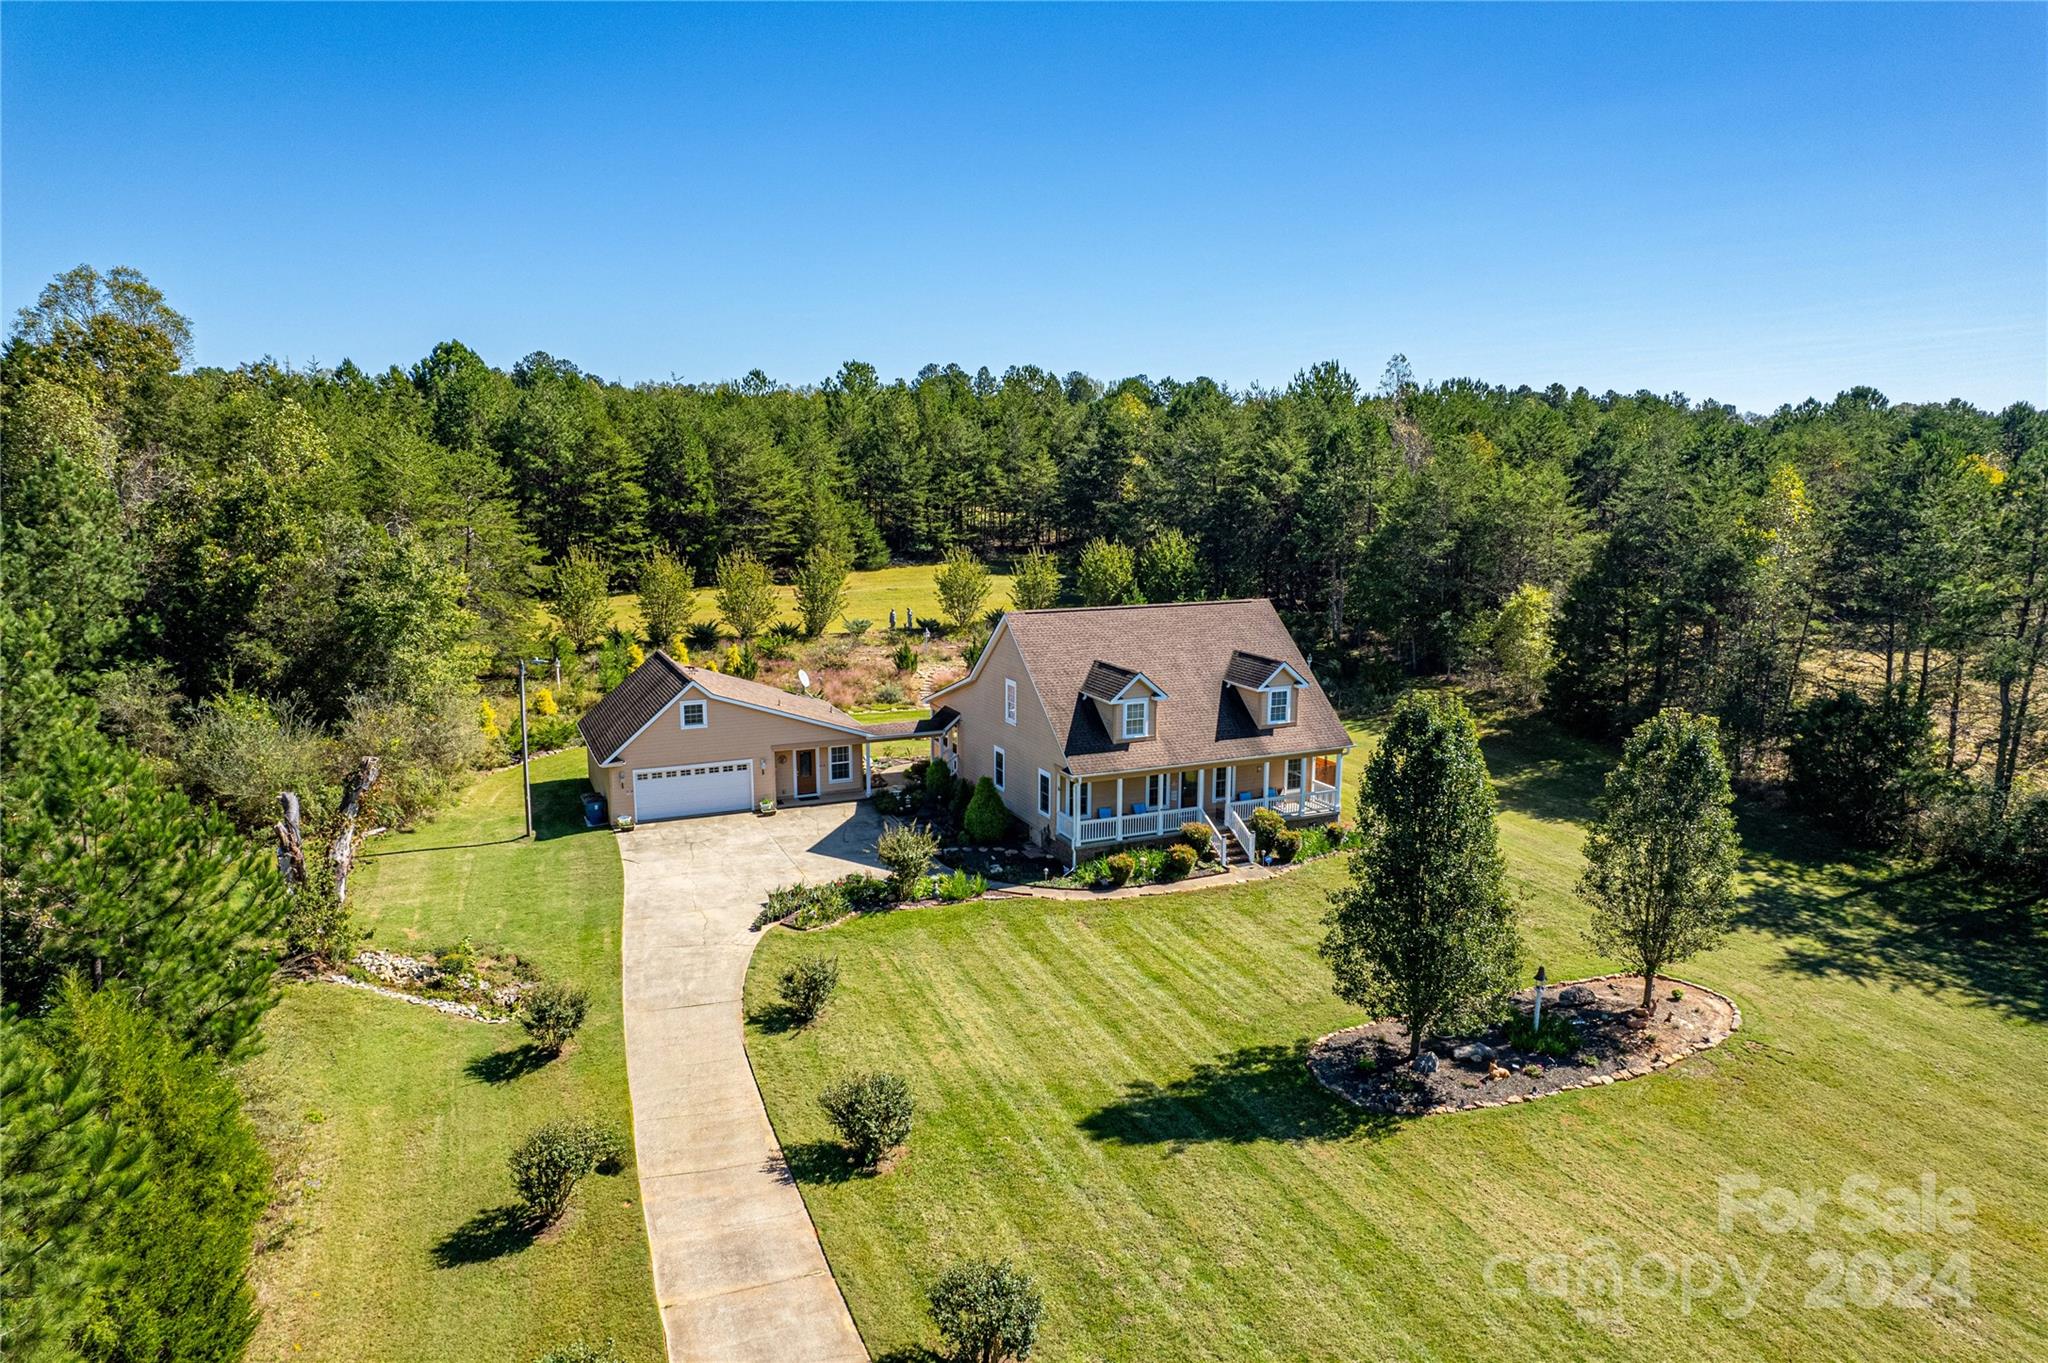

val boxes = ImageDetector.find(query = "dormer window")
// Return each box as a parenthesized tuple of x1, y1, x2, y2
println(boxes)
(1266, 688, 1291, 725)
(1122, 699, 1150, 739)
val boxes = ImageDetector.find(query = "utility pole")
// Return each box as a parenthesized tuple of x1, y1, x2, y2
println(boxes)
(518, 656, 551, 839)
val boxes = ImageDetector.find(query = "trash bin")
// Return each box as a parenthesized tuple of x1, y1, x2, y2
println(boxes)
(581, 791, 607, 828)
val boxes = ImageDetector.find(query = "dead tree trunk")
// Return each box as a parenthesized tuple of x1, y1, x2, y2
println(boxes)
(328, 756, 382, 906)
(275, 791, 307, 889)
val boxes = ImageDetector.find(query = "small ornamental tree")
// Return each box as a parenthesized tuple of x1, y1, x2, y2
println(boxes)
(1075, 538, 1140, 607)
(962, 777, 1014, 844)
(792, 544, 852, 638)
(927, 1258, 1044, 1363)
(714, 549, 778, 642)
(817, 1071, 913, 1167)
(935, 548, 993, 634)
(636, 550, 696, 648)
(554, 547, 612, 651)
(1580, 709, 1741, 1011)
(520, 980, 589, 1054)
(1138, 528, 1202, 603)
(1009, 548, 1061, 611)
(876, 821, 940, 900)
(778, 956, 840, 1026)
(1320, 692, 1521, 1061)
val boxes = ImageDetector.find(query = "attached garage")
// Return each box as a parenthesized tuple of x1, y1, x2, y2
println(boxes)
(632, 760, 754, 822)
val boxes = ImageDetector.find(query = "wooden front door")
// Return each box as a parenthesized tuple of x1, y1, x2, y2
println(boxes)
(795, 749, 818, 798)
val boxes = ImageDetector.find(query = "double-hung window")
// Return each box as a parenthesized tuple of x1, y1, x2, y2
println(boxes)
(1146, 773, 1164, 807)
(680, 699, 708, 729)
(992, 746, 1007, 790)
(828, 745, 853, 784)
(1285, 757, 1303, 791)
(1004, 679, 1017, 725)
(1266, 688, 1291, 725)
(1214, 768, 1228, 801)
(1037, 769, 1052, 816)
(1122, 699, 1149, 740)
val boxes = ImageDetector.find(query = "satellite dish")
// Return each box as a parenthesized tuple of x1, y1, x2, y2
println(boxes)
(797, 669, 811, 691)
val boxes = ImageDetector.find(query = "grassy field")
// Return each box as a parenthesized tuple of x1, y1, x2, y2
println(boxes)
(240, 750, 663, 1363)
(608, 562, 1017, 640)
(745, 711, 2048, 1362)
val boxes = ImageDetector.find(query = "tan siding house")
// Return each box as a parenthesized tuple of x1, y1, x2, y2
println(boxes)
(578, 654, 878, 824)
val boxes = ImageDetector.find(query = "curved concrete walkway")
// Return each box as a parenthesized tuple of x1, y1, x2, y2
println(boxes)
(619, 802, 879, 1363)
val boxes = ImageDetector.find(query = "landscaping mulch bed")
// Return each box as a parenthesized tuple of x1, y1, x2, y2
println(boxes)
(1307, 974, 1740, 1115)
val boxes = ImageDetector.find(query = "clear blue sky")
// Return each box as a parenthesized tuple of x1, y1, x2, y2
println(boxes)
(5, 3, 2043, 411)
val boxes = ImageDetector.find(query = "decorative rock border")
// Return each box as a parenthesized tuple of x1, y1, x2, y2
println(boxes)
(1308, 973, 1742, 1116)
(317, 972, 513, 1023)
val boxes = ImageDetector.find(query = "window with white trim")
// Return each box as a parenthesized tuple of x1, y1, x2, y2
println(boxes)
(992, 746, 1006, 790)
(1286, 757, 1303, 790)
(1146, 773, 1164, 807)
(1080, 781, 1094, 816)
(1122, 699, 1149, 740)
(1004, 679, 1017, 725)
(680, 699, 708, 729)
(1214, 768, 1228, 800)
(1037, 769, 1052, 816)
(828, 745, 853, 783)
(1266, 688, 1291, 725)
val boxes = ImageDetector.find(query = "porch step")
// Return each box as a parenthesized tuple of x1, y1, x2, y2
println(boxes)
(1218, 829, 1252, 866)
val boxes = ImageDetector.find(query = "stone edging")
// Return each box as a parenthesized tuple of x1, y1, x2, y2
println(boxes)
(317, 972, 513, 1023)
(1308, 973, 1742, 1115)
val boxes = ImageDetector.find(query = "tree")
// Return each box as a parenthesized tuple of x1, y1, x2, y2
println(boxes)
(1784, 687, 1935, 849)
(553, 547, 611, 651)
(792, 543, 852, 637)
(1075, 537, 1141, 607)
(1138, 528, 1203, 603)
(1321, 692, 1520, 1061)
(3, 263, 191, 410)
(2, 609, 290, 1058)
(714, 548, 778, 642)
(1009, 548, 1061, 611)
(926, 1259, 1044, 1363)
(635, 550, 697, 647)
(1485, 584, 1556, 702)
(1580, 709, 1741, 1011)
(934, 547, 992, 633)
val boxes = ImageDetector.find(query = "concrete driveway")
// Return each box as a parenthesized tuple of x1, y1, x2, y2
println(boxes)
(619, 801, 880, 1363)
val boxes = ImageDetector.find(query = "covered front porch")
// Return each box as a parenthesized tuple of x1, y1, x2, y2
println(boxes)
(1054, 753, 1343, 855)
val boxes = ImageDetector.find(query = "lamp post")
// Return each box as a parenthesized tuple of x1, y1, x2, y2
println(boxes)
(1533, 965, 1548, 1032)
(518, 656, 552, 839)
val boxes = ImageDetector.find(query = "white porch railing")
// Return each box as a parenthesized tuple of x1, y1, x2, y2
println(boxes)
(1225, 804, 1256, 860)
(1056, 777, 1340, 849)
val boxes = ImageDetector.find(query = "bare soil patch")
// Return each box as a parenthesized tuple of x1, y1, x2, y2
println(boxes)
(1308, 974, 1740, 1115)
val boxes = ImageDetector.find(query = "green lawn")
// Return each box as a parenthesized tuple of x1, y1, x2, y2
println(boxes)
(849, 704, 934, 761)
(609, 562, 1017, 640)
(745, 712, 2048, 1362)
(240, 750, 662, 1363)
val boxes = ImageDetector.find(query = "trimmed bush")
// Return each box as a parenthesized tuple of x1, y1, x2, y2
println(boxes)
(1104, 853, 1135, 888)
(923, 760, 957, 810)
(878, 820, 940, 900)
(1248, 806, 1287, 850)
(1270, 828, 1302, 864)
(936, 868, 989, 902)
(927, 1258, 1044, 1363)
(1165, 843, 1199, 879)
(779, 956, 841, 1026)
(818, 1071, 914, 1167)
(509, 1123, 592, 1225)
(894, 640, 918, 672)
(1178, 820, 1212, 858)
(963, 777, 1014, 844)
(520, 980, 589, 1054)
(836, 872, 896, 913)
(571, 1121, 628, 1175)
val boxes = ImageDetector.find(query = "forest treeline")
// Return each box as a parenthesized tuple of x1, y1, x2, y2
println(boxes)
(1, 265, 2042, 1356)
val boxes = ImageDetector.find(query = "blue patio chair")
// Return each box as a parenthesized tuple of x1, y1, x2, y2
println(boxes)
(1096, 806, 1114, 820)
(1131, 801, 1148, 815)
(1268, 787, 1280, 798)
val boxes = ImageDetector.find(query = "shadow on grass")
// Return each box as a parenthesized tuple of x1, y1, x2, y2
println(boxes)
(533, 776, 599, 842)
(747, 1002, 816, 1035)
(872, 1349, 946, 1363)
(776, 1141, 870, 1186)
(1079, 1040, 1400, 1149)
(431, 1205, 536, 1267)
(465, 1043, 555, 1085)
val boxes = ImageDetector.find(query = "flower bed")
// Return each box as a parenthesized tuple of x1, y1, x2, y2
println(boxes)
(333, 943, 537, 1019)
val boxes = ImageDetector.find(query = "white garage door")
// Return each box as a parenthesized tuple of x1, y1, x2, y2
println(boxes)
(632, 761, 754, 822)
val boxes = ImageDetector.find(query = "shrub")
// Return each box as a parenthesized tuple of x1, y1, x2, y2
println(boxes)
(1327, 818, 1355, 846)
(872, 679, 906, 707)
(1785, 686, 1935, 848)
(1924, 783, 2048, 888)
(519, 980, 589, 1054)
(878, 821, 940, 899)
(1270, 829, 1302, 864)
(510, 1122, 595, 1225)
(1104, 852, 1135, 887)
(927, 1259, 1044, 1363)
(894, 640, 918, 672)
(787, 884, 853, 930)
(535, 1341, 624, 1363)
(686, 618, 722, 650)
(1248, 806, 1287, 850)
(1164, 843, 1199, 879)
(870, 785, 904, 817)
(961, 631, 990, 669)
(843, 617, 872, 636)
(836, 872, 896, 913)
(723, 644, 761, 680)
(962, 777, 1014, 844)
(1501, 1010, 1577, 1059)
(570, 1121, 628, 1175)
(779, 956, 841, 1025)
(435, 935, 477, 978)
(817, 1071, 914, 1167)
(936, 868, 989, 902)
(758, 625, 800, 660)
(1178, 821, 1212, 858)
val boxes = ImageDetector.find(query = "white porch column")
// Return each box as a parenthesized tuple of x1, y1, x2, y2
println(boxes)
(1226, 764, 1236, 806)
(1114, 777, 1125, 840)
(1262, 760, 1271, 806)
(865, 744, 873, 794)
(1334, 753, 1345, 816)
(1297, 759, 1307, 815)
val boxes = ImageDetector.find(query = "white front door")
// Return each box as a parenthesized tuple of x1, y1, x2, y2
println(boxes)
(632, 761, 754, 822)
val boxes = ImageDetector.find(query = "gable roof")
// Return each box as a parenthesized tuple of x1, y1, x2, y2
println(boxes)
(1080, 661, 1166, 702)
(1224, 650, 1306, 689)
(576, 651, 870, 763)
(966, 600, 1351, 777)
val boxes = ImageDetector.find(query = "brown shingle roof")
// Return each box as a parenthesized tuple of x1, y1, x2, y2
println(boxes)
(859, 706, 960, 741)
(1224, 650, 1290, 689)
(996, 600, 1352, 777)
(577, 652, 868, 762)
